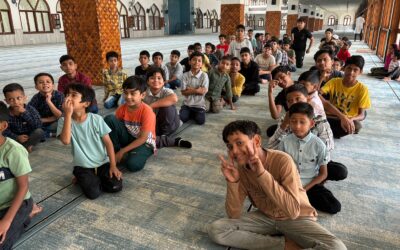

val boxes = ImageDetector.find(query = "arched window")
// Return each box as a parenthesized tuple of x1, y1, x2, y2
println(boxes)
(0, 0, 13, 34)
(19, 0, 52, 33)
(196, 8, 203, 29)
(328, 15, 335, 26)
(205, 10, 211, 28)
(258, 18, 264, 28)
(248, 14, 255, 29)
(132, 2, 145, 30)
(211, 9, 218, 33)
(343, 15, 351, 26)
(117, 0, 129, 38)
(55, 1, 63, 31)
(148, 4, 160, 30)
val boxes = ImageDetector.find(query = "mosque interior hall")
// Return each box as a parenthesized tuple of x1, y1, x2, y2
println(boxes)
(0, 0, 400, 249)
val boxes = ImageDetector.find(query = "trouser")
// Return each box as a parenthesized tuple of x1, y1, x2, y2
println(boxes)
(73, 162, 123, 200)
(165, 79, 182, 89)
(354, 33, 362, 41)
(266, 124, 278, 137)
(208, 210, 347, 250)
(179, 105, 206, 125)
(0, 197, 33, 250)
(104, 94, 124, 109)
(260, 74, 272, 81)
(21, 128, 45, 148)
(205, 97, 223, 113)
(232, 95, 239, 103)
(42, 122, 58, 138)
(287, 64, 297, 72)
(294, 49, 306, 68)
(104, 115, 154, 172)
(155, 106, 180, 148)
(242, 83, 260, 96)
(327, 117, 362, 138)
(306, 161, 347, 214)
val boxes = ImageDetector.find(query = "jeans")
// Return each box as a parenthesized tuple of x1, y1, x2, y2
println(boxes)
(104, 94, 124, 109)
(165, 79, 182, 89)
(294, 49, 306, 68)
(179, 105, 206, 125)
(42, 122, 58, 138)
(21, 128, 45, 148)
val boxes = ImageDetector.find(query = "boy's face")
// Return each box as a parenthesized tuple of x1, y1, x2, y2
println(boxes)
(343, 64, 362, 83)
(265, 34, 271, 41)
(300, 81, 317, 94)
(283, 44, 290, 51)
(236, 28, 245, 39)
(225, 131, 261, 166)
(147, 72, 164, 92)
(297, 21, 305, 30)
(325, 31, 332, 39)
(230, 35, 236, 42)
(190, 56, 203, 71)
(194, 45, 202, 53)
(218, 59, 231, 72)
(170, 54, 179, 64)
(108, 57, 118, 70)
(342, 43, 350, 50)
(231, 60, 241, 73)
(248, 31, 253, 38)
(219, 37, 226, 44)
(153, 56, 163, 66)
(60, 59, 77, 75)
(286, 91, 308, 108)
(123, 88, 145, 108)
(289, 113, 314, 139)
(35, 75, 54, 94)
(273, 72, 292, 89)
(65, 90, 89, 112)
(5, 90, 26, 109)
(271, 41, 279, 51)
(263, 47, 272, 56)
(240, 52, 251, 64)
(139, 55, 149, 66)
(205, 45, 212, 54)
(316, 53, 332, 71)
(332, 61, 342, 71)
(187, 49, 194, 56)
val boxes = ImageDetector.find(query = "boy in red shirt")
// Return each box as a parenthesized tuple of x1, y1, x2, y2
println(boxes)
(337, 40, 352, 64)
(216, 34, 229, 55)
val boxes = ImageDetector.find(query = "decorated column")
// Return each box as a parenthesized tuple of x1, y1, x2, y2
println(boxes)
(265, 0, 282, 38)
(286, 0, 299, 35)
(220, 0, 245, 37)
(307, 6, 316, 32)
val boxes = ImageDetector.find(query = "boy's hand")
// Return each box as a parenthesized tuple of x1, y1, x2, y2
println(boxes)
(340, 116, 355, 134)
(115, 150, 125, 163)
(280, 113, 290, 130)
(109, 166, 122, 180)
(268, 80, 277, 94)
(218, 154, 240, 183)
(45, 93, 52, 103)
(17, 135, 29, 143)
(0, 219, 11, 244)
(13, 105, 26, 115)
(62, 97, 73, 117)
(246, 140, 265, 177)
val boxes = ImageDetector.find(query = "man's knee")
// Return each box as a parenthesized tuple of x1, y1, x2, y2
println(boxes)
(326, 237, 347, 250)
(125, 155, 148, 172)
(104, 114, 117, 125)
(207, 219, 231, 245)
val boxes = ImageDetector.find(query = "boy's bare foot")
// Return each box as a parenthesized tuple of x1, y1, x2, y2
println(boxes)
(29, 203, 43, 219)
(27, 146, 33, 153)
(72, 176, 77, 184)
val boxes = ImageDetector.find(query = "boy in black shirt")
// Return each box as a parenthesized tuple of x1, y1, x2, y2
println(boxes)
(291, 17, 314, 68)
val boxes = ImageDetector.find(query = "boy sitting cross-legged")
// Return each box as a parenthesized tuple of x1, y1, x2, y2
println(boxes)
(28, 73, 64, 139)
(229, 57, 245, 103)
(135, 50, 151, 79)
(104, 76, 156, 172)
(152, 52, 169, 81)
(239, 47, 260, 96)
(165, 50, 184, 90)
(179, 51, 209, 125)
(103, 51, 127, 109)
(57, 83, 122, 199)
(3, 83, 44, 152)
(206, 55, 235, 113)
(0, 101, 42, 249)
(144, 67, 192, 149)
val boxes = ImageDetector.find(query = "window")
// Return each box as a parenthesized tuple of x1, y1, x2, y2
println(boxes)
(281, 17, 287, 30)
(247, 15, 255, 29)
(196, 8, 203, 29)
(303, 9, 307, 13)
(328, 15, 335, 26)
(258, 18, 264, 27)
(310, 11, 314, 15)
(343, 15, 351, 26)
(19, 0, 52, 33)
(271, 0, 276, 5)
(55, 0, 63, 31)
(0, 0, 13, 34)
(205, 10, 211, 28)
(148, 4, 161, 30)
(291, 5, 296, 10)
(211, 9, 218, 31)
(117, 0, 129, 38)
(132, 2, 145, 30)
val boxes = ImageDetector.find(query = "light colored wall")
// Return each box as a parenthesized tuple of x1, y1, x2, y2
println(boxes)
(193, 0, 220, 34)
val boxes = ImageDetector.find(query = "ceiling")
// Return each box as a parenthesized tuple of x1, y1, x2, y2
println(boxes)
(299, 0, 364, 12)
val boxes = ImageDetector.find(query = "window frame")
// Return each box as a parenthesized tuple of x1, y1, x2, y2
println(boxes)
(19, 0, 53, 34)
(0, 0, 14, 34)
(148, 4, 161, 30)
(132, 2, 146, 31)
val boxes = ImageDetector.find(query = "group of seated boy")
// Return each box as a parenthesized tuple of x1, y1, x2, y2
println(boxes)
(1, 23, 371, 249)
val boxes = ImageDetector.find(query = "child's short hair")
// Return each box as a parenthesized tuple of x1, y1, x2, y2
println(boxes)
(298, 70, 319, 86)
(240, 47, 251, 55)
(205, 42, 216, 52)
(171, 50, 181, 57)
(220, 55, 231, 62)
(59, 54, 75, 64)
(189, 51, 204, 61)
(3, 83, 24, 96)
(341, 36, 349, 42)
(282, 38, 291, 45)
(65, 83, 95, 112)
(236, 24, 245, 31)
(152, 52, 163, 60)
(146, 66, 166, 82)
(122, 75, 147, 93)
(297, 17, 306, 23)
(231, 57, 240, 63)
(0, 101, 9, 122)
(264, 42, 273, 49)
(333, 57, 344, 66)
(248, 29, 253, 33)
(255, 33, 261, 39)
(193, 42, 202, 48)
(343, 40, 352, 47)
(222, 120, 261, 143)
(219, 34, 226, 39)
(34, 73, 54, 85)
(271, 65, 291, 79)
(313, 48, 334, 61)
(270, 36, 279, 43)
(344, 55, 365, 70)
(188, 44, 195, 50)
(394, 50, 400, 59)
(106, 51, 119, 61)
(325, 28, 333, 33)
(139, 50, 150, 58)
(289, 102, 314, 119)
(285, 84, 309, 99)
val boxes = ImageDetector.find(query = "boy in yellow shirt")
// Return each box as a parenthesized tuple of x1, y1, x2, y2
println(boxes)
(229, 57, 245, 103)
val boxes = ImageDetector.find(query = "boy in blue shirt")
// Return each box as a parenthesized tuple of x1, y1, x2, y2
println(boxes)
(0, 101, 42, 249)
(3, 83, 44, 152)
(57, 84, 122, 199)
(29, 73, 64, 139)
(278, 102, 341, 214)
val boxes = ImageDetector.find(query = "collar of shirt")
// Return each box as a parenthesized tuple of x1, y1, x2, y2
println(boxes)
(295, 131, 313, 144)
(147, 88, 163, 98)
(189, 70, 203, 78)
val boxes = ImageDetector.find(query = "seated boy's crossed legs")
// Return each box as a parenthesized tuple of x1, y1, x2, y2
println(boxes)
(104, 94, 124, 109)
(205, 98, 223, 114)
(179, 105, 206, 125)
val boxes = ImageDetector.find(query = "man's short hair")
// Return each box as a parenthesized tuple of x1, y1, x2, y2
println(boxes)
(189, 51, 204, 61)
(139, 50, 150, 58)
(34, 73, 54, 85)
(59, 54, 75, 64)
(313, 48, 334, 61)
(344, 55, 365, 70)
(285, 84, 309, 99)
(171, 50, 181, 57)
(240, 47, 251, 55)
(298, 70, 320, 86)
(289, 102, 314, 119)
(0, 101, 9, 122)
(236, 24, 245, 31)
(222, 120, 261, 143)
(271, 66, 291, 79)
(106, 51, 119, 61)
(122, 75, 147, 93)
(3, 83, 24, 96)
(65, 83, 95, 112)
(152, 51, 163, 60)
(146, 66, 166, 82)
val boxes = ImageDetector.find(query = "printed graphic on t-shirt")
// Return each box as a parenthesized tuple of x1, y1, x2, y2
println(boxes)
(124, 120, 155, 148)
(0, 167, 14, 182)
(331, 92, 355, 114)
